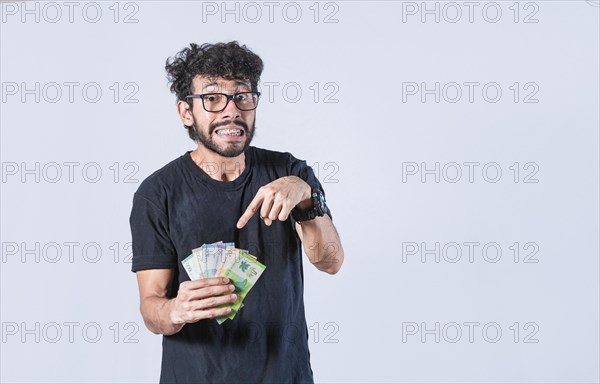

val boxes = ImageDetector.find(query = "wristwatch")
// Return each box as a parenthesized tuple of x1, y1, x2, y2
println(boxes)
(292, 189, 330, 223)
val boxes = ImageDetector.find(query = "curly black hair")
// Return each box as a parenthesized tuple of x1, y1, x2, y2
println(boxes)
(165, 41, 264, 140)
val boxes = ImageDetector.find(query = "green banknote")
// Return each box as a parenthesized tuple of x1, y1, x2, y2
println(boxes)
(216, 250, 266, 324)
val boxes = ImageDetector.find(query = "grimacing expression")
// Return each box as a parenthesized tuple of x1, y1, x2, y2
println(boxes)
(188, 78, 257, 158)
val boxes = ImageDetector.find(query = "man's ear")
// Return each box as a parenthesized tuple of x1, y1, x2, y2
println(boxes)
(177, 100, 193, 126)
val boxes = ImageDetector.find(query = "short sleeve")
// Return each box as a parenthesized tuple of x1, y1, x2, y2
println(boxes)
(287, 154, 333, 220)
(129, 193, 178, 272)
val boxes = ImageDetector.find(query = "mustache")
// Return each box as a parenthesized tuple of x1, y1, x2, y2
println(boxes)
(209, 119, 249, 134)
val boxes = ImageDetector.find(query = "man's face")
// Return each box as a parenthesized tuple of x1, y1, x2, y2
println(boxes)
(188, 76, 257, 158)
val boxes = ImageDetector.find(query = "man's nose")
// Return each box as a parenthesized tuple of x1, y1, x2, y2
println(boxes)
(220, 96, 241, 119)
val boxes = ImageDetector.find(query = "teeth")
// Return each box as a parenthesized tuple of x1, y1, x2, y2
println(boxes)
(216, 128, 242, 136)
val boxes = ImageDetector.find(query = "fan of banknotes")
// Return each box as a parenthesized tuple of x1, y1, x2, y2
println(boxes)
(181, 242, 266, 324)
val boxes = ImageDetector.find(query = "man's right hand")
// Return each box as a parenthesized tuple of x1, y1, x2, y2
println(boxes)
(170, 277, 237, 325)
(136, 269, 237, 335)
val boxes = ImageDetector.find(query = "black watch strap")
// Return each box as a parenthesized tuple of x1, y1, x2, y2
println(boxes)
(292, 189, 329, 223)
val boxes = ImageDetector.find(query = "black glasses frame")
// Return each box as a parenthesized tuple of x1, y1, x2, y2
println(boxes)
(185, 92, 261, 112)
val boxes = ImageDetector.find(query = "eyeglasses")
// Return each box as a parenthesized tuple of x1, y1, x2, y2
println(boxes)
(185, 92, 261, 112)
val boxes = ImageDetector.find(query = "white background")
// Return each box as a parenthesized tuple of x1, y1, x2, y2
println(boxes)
(1, 1, 599, 383)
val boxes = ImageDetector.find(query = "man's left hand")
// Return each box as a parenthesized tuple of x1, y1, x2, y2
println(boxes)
(236, 176, 311, 228)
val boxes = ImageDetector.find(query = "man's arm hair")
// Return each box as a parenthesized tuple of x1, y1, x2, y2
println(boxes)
(136, 269, 184, 336)
(296, 215, 344, 274)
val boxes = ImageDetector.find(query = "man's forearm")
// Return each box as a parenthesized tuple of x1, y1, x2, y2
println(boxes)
(140, 296, 184, 336)
(298, 214, 344, 274)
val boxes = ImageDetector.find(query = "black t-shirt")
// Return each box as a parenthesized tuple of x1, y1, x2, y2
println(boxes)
(129, 146, 328, 384)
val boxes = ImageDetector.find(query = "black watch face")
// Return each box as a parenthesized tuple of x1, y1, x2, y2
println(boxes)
(313, 190, 327, 214)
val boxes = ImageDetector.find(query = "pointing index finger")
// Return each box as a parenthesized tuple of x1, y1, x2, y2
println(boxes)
(236, 194, 263, 229)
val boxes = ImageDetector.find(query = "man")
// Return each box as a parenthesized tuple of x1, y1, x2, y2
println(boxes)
(129, 41, 344, 383)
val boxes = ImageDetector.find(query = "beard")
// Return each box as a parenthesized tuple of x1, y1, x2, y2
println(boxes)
(191, 117, 256, 158)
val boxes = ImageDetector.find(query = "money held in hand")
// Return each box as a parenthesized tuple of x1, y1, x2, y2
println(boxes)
(181, 242, 266, 324)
